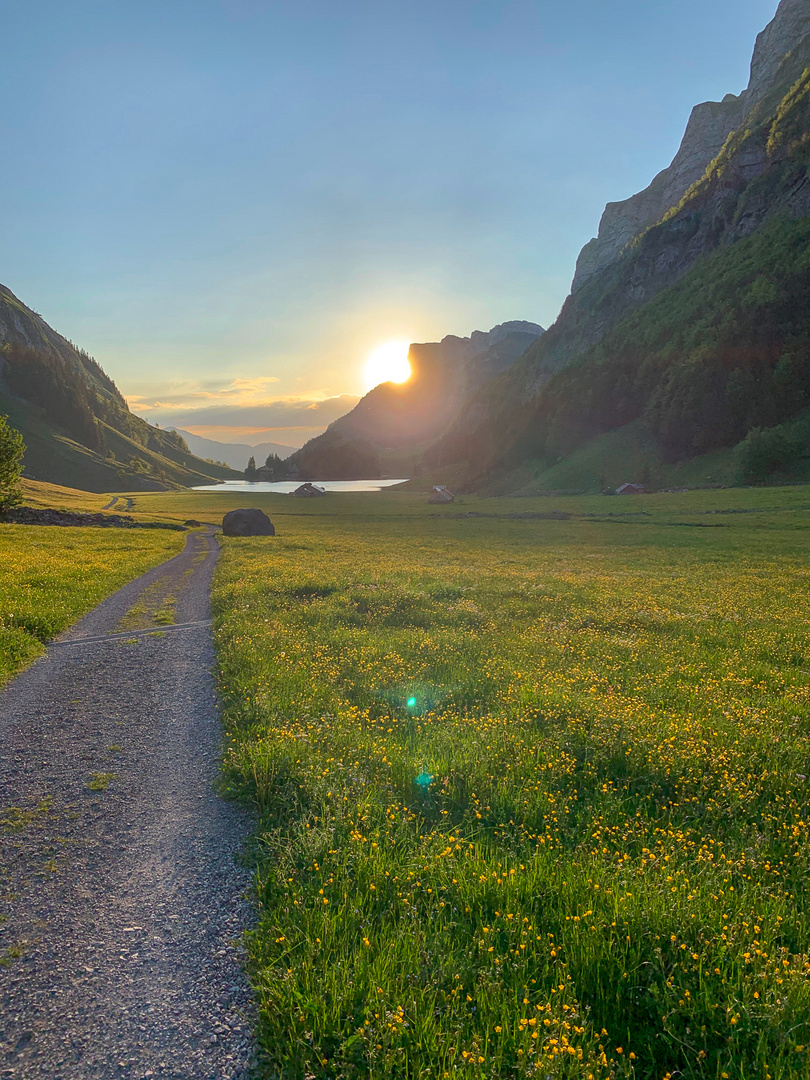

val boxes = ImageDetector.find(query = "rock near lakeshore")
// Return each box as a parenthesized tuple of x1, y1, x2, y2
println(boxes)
(221, 508, 276, 537)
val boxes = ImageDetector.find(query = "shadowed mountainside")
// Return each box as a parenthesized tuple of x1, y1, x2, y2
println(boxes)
(430, 0, 810, 491)
(0, 285, 240, 492)
(287, 322, 544, 480)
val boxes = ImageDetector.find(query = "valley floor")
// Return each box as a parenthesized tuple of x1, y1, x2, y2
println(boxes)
(3, 482, 810, 1078)
(209, 484, 810, 1079)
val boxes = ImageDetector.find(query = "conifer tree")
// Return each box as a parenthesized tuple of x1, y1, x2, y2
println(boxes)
(0, 415, 25, 512)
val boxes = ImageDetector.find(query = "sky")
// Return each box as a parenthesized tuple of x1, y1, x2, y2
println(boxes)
(2, 0, 780, 447)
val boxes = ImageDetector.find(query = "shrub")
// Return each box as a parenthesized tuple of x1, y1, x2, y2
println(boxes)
(734, 421, 808, 482)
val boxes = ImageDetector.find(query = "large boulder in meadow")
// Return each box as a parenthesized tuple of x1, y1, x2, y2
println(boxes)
(222, 508, 276, 537)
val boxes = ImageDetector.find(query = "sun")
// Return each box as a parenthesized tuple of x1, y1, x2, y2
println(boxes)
(364, 340, 412, 392)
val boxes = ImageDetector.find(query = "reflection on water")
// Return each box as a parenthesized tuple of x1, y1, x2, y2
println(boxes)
(192, 479, 410, 494)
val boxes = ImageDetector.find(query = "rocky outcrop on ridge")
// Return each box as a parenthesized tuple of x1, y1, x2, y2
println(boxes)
(573, 96, 746, 290)
(747, 0, 810, 105)
(572, 0, 810, 291)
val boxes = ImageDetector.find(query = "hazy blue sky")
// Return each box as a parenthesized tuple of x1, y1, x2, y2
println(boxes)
(2, 0, 779, 444)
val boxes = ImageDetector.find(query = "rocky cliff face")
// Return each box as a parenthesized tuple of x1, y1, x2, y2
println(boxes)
(748, 0, 810, 105)
(329, 320, 545, 444)
(572, 0, 810, 292)
(428, 0, 810, 482)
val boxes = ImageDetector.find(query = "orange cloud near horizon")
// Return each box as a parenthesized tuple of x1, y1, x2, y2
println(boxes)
(128, 387, 361, 449)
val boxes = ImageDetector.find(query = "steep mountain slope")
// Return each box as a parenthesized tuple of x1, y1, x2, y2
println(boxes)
(288, 322, 544, 480)
(0, 285, 240, 491)
(432, 0, 810, 488)
(573, 0, 810, 292)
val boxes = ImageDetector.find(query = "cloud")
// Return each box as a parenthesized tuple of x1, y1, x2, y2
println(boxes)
(126, 375, 283, 411)
(126, 374, 360, 445)
(128, 387, 359, 441)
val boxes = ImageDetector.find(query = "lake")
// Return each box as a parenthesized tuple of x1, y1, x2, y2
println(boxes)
(192, 479, 410, 494)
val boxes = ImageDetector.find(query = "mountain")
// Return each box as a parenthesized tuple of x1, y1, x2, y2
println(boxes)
(572, 0, 810, 293)
(0, 285, 241, 492)
(170, 429, 298, 472)
(287, 322, 545, 480)
(430, 0, 810, 490)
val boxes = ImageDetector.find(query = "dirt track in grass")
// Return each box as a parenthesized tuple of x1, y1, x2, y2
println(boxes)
(0, 529, 255, 1080)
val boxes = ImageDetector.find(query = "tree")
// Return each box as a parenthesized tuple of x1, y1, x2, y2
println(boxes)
(259, 453, 286, 481)
(734, 423, 807, 482)
(245, 455, 257, 481)
(0, 415, 25, 513)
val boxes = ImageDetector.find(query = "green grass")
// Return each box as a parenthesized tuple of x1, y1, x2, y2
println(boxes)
(86, 771, 117, 792)
(0, 525, 185, 684)
(18, 477, 114, 511)
(0, 393, 125, 493)
(485, 420, 741, 496)
(211, 484, 810, 1079)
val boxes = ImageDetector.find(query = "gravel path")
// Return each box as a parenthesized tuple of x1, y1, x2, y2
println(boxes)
(0, 529, 256, 1080)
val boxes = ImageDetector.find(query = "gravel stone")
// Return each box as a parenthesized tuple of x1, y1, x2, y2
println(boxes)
(0, 530, 256, 1078)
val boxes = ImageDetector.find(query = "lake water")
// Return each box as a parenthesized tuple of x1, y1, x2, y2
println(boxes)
(192, 479, 410, 494)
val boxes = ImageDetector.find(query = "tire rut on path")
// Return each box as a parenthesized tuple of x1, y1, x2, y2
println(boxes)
(0, 529, 255, 1080)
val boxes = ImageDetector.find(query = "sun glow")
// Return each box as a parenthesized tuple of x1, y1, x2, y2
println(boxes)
(364, 340, 412, 391)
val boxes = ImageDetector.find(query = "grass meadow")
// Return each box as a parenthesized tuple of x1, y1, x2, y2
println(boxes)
(209, 486, 810, 1080)
(0, 523, 184, 684)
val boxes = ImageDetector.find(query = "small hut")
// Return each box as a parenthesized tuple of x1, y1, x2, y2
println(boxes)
(428, 485, 455, 505)
(615, 482, 645, 495)
(292, 483, 326, 498)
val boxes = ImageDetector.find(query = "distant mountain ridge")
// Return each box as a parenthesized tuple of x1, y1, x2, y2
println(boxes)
(170, 429, 297, 471)
(288, 321, 544, 480)
(0, 285, 240, 492)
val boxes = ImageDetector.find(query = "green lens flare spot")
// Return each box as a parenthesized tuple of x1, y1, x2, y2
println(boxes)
(415, 772, 433, 788)
(407, 697, 417, 708)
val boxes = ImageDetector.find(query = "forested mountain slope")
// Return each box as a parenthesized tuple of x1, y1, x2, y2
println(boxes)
(431, 0, 810, 489)
(0, 285, 239, 491)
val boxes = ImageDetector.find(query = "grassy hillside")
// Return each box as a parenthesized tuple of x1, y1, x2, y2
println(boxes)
(476, 422, 738, 496)
(0, 283, 241, 491)
(19, 477, 116, 512)
(522, 215, 810, 467)
(433, 210, 810, 492)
